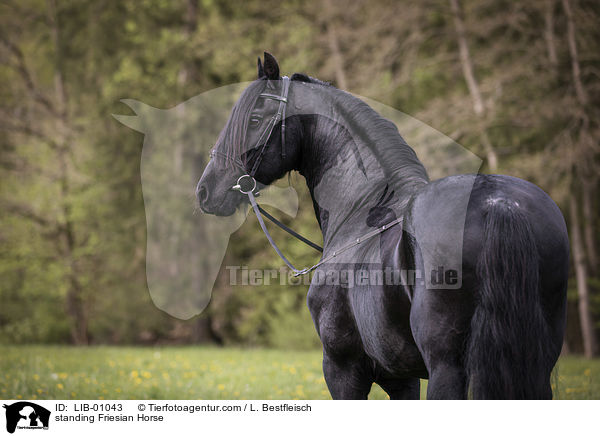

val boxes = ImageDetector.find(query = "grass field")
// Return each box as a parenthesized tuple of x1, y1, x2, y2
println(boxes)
(1, 346, 599, 400)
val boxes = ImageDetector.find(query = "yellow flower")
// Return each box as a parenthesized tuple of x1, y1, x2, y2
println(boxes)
(217, 384, 225, 391)
(141, 371, 151, 379)
(71, 392, 76, 398)
(58, 373, 68, 380)
(57, 383, 64, 390)
(130, 370, 139, 378)
(33, 374, 40, 381)
(584, 369, 591, 377)
(37, 389, 43, 395)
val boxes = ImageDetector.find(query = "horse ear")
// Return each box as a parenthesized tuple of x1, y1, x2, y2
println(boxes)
(263, 51, 280, 80)
(257, 57, 265, 78)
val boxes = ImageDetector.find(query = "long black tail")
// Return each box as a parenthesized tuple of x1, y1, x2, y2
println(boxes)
(466, 199, 553, 399)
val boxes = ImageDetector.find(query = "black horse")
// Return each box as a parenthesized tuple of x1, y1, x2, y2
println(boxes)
(196, 53, 569, 399)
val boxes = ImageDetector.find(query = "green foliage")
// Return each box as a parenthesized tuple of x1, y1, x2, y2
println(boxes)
(0, 0, 599, 350)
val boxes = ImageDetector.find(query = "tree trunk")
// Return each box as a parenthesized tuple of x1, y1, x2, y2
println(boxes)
(322, 0, 348, 90)
(191, 315, 222, 344)
(562, 0, 598, 274)
(569, 194, 598, 358)
(174, 0, 198, 174)
(449, 0, 498, 172)
(562, 0, 588, 106)
(176, 0, 219, 344)
(581, 182, 598, 273)
(48, 0, 89, 344)
(544, 0, 558, 68)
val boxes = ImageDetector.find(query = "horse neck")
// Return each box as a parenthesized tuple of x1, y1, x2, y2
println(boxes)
(295, 86, 428, 246)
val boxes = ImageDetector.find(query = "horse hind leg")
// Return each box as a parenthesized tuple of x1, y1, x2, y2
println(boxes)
(410, 286, 471, 399)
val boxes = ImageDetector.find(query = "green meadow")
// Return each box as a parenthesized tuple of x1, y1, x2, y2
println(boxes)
(1, 346, 598, 400)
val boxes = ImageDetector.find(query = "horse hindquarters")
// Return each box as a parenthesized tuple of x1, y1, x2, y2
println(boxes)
(466, 199, 555, 399)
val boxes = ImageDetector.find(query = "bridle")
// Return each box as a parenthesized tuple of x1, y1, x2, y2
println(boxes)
(208, 75, 402, 276)
(209, 76, 291, 192)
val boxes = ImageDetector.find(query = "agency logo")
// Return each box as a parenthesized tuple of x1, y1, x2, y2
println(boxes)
(3, 402, 50, 434)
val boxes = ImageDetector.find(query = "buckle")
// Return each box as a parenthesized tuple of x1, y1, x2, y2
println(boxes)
(231, 174, 257, 194)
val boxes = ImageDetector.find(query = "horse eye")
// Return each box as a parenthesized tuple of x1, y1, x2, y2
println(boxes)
(249, 115, 262, 127)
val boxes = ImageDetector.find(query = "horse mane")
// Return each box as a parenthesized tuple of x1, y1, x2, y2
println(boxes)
(218, 73, 429, 197)
(297, 74, 429, 195)
(290, 73, 331, 87)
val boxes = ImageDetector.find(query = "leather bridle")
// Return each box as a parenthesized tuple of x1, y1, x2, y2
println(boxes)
(208, 76, 324, 274)
(207, 76, 401, 276)
(209, 76, 291, 192)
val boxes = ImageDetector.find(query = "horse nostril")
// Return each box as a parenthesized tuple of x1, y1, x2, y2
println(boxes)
(197, 184, 209, 206)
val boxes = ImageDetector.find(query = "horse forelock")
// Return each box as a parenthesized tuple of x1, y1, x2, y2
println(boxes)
(214, 80, 266, 168)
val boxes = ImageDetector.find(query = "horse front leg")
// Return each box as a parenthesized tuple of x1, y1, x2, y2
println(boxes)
(377, 376, 421, 400)
(322, 351, 373, 399)
(426, 362, 467, 399)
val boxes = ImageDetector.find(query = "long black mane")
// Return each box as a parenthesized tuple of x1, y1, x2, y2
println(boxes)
(294, 72, 429, 196)
(329, 89, 429, 193)
(218, 73, 429, 198)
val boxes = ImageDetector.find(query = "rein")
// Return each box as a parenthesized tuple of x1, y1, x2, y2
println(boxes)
(243, 179, 402, 276)
(210, 76, 402, 276)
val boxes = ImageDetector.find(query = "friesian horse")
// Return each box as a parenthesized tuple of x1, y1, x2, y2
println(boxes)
(196, 53, 569, 399)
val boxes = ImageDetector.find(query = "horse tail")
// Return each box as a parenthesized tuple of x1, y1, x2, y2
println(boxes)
(466, 199, 552, 399)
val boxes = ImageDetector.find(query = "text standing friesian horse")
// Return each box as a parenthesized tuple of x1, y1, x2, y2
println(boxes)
(196, 53, 569, 399)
